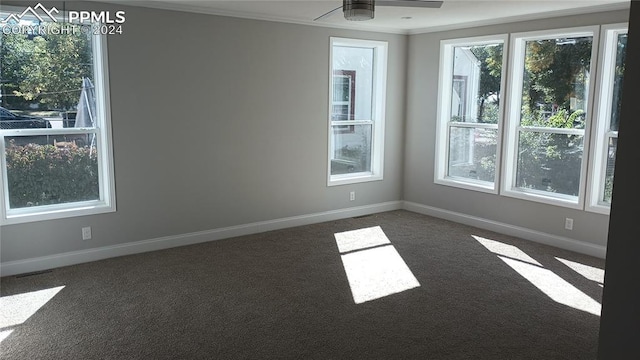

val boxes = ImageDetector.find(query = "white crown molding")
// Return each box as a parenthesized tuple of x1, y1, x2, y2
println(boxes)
(408, 1, 630, 35)
(87, 0, 409, 34)
(86, 0, 631, 36)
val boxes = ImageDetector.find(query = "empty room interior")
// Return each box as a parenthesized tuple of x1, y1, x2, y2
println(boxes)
(1, 0, 638, 359)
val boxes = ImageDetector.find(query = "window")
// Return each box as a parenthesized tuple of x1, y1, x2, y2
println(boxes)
(328, 38, 387, 186)
(435, 35, 507, 192)
(0, 10, 115, 224)
(436, 25, 626, 212)
(587, 24, 627, 214)
(502, 27, 598, 208)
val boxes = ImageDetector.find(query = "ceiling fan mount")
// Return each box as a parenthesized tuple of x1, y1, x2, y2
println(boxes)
(343, 0, 375, 21)
(314, 0, 444, 22)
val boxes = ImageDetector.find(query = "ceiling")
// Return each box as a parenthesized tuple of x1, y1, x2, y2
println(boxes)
(100, 0, 631, 34)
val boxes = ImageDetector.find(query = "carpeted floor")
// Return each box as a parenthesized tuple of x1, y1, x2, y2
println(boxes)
(0, 210, 605, 359)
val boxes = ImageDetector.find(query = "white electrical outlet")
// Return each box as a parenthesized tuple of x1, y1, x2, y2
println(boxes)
(350, 191, 356, 201)
(565, 218, 574, 231)
(82, 226, 92, 240)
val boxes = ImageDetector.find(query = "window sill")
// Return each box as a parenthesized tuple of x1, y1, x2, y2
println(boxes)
(501, 188, 582, 210)
(434, 176, 497, 194)
(585, 202, 611, 215)
(2, 201, 115, 225)
(328, 173, 383, 187)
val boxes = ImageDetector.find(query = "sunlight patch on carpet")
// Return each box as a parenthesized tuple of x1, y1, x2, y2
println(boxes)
(500, 257, 601, 316)
(473, 236, 541, 266)
(473, 235, 601, 316)
(0, 330, 13, 343)
(335, 227, 420, 304)
(556, 257, 605, 285)
(0, 286, 65, 329)
(335, 226, 390, 253)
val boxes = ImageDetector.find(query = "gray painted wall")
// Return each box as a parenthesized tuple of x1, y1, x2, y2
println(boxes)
(0, 2, 629, 265)
(404, 10, 629, 249)
(0, 3, 406, 262)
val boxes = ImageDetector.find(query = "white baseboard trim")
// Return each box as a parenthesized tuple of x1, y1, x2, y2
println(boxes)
(2, 200, 606, 277)
(1, 201, 403, 277)
(402, 201, 607, 259)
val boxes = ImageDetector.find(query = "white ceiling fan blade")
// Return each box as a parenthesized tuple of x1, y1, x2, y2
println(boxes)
(313, 5, 344, 21)
(376, 0, 444, 8)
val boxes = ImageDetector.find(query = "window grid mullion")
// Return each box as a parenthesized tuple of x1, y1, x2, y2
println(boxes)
(1, 128, 100, 137)
(517, 126, 585, 136)
(331, 120, 374, 126)
(448, 122, 499, 129)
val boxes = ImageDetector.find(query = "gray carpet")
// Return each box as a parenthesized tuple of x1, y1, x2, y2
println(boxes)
(0, 210, 605, 359)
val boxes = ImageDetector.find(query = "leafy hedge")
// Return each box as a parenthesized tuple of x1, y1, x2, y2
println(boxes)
(516, 109, 585, 196)
(5, 142, 99, 208)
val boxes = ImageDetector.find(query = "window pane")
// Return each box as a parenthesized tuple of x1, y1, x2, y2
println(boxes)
(332, 46, 374, 120)
(333, 76, 350, 102)
(332, 105, 349, 121)
(5, 135, 99, 209)
(447, 126, 498, 182)
(330, 124, 372, 175)
(610, 33, 627, 131)
(0, 22, 95, 118)
(516, 131, 583, 196)
(0, 110, 52, 130)
(603, 137, 617, 204)
(451, 43, 503, 124)
(520, 36, 592, 129)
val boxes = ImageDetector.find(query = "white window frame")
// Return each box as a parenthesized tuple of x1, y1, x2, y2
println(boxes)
(327, 37, 387, 187)
(0, 16, 116, 225)
(434, 35, 508, 193)
(501, 26, 599, 209)
(586, 23, 628, 214)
